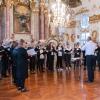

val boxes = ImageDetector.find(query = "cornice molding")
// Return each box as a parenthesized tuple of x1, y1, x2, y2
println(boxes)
(75, 7, 89, 15)
(89, 14, 100, 23)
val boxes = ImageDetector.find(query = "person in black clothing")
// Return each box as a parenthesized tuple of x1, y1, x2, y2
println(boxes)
(56, 44, 63, 70)
(95, 43, 100, 71)
(10, 41, 18, 84)
(74, 43, 81, 69)
(0, 41, 5, 79)
(46, 42, 55, 71)
(37, 44, 46, 72)
(29, 53, 36, 74)
(64, 44, 72, 70)
(1, 44, 9, 78)
(46, 44, 50, 69)
(13, 39, 28, 92)
(27, 43, 37, 74)
(82, 50, 86, 70)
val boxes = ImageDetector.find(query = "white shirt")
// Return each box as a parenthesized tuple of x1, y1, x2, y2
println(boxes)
(81, 41, 97, 56)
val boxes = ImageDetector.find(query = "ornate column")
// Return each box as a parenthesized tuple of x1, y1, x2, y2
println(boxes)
(44, 8, 49, 39)
(31, 8, 39, 41)
(0, 7, 5, 41)
(4, 0, 13, 40)
(5, 1, 10, 39)
(39, 0, 45, 40)
(9, 5, 13, 37)
(1, 7, 6, 41)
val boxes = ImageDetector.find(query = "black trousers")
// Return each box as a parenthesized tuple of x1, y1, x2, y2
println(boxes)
(16, 78, 25, 89)
(38, 59, 44, 72)
(86, 55, 95, 82)
(48, 55, 54, 71)
(12, 65, 16, 83)
(93, 56, 97, 70)
(30, 56, 36, 72)
(0, 61, 2, 77)
(46, 55, 50, 69)
(97, 56, 100, 70)
(2, 61, 8, 77)
(57, 56, 63, 69)
(83, 56, 86, 67)
(65, 54, 71, 67)
(74, 59, 81, 68)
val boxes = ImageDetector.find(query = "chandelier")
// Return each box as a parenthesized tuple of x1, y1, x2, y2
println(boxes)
(18, 0, 31, 4)
(50, 0, 71, 28)
(0, 0, 33, 6)
(0, 0, 4, 6)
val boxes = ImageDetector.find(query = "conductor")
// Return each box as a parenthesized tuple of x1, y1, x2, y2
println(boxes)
(82, 37, 97, 83)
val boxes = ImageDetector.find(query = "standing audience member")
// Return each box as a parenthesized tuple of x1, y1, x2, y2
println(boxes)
(1, 44, 9, 77)
(13, 39, 28, 92)
(10, 41, 18, 84)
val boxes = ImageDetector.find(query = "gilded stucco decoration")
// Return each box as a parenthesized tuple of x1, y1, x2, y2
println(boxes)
(91, 30, 98, 42)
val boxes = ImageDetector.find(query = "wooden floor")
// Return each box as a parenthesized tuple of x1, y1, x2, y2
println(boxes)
(0, 68, 100, 100)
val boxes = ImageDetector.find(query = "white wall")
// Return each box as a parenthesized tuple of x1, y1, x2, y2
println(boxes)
(73, 0, 100, 42)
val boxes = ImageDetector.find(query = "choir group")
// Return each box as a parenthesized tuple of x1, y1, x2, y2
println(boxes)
(0, 37, 100, 92)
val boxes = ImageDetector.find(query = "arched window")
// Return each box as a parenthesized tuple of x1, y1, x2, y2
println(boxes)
(81, 14, 89, 29)
(80, 14, 90, 45)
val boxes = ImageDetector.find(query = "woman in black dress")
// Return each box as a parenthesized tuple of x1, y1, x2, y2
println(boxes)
(64, 44, 72, 70)
(46, 42, 55, 71)
(37, 44, 46, 72)
(74, 43, 81, 69)
(56, 43, 64, 71)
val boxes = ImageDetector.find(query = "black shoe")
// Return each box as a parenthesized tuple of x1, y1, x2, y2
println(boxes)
(84, 80, 93, 83)
(21, 88, 29, 92)
(0, 77, 2, 80)
(84, 68, 86, 70)
(41, 70, 45, 72)
(2, 75, 8, 78)
(17, 87, 22, 91)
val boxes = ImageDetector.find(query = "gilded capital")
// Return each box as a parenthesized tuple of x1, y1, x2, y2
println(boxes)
(44, 9, 48, 15)
(40, 0, 45, 7)
(32, 7, 39, 13)
(30, 0, 36, 10)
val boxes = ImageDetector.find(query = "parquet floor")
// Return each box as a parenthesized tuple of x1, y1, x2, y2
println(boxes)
(0, 68, 100, 100)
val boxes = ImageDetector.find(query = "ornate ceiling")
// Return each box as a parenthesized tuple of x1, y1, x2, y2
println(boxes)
(0, 0, 82, 8)
(62, 0, 82, 8)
